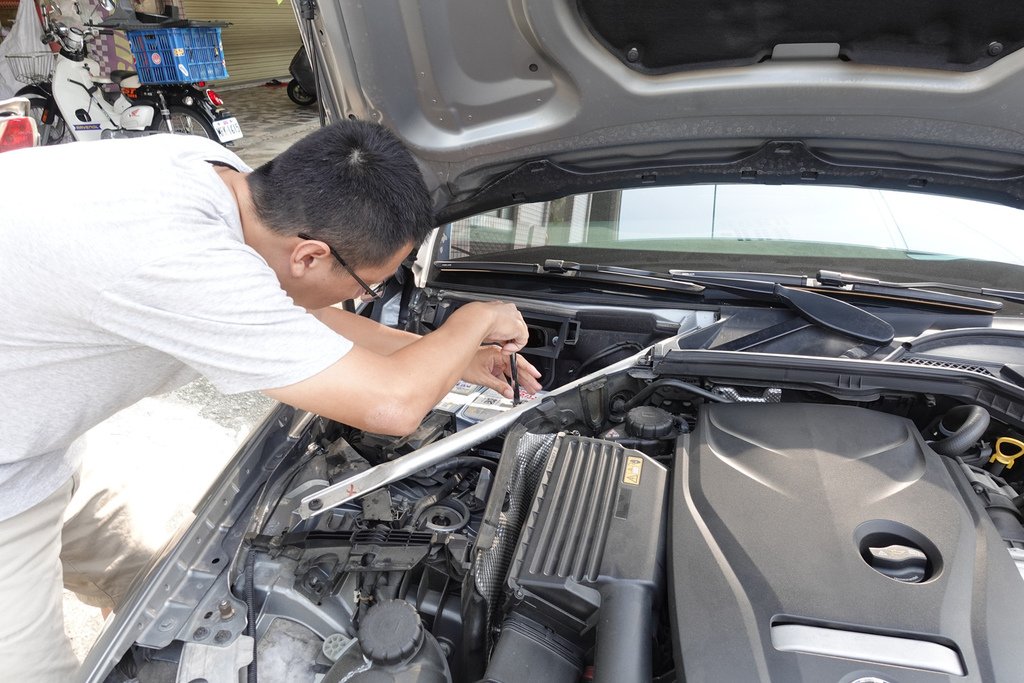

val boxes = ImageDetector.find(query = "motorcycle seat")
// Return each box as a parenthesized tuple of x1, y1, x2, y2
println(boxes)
(110, 70, 138, 85)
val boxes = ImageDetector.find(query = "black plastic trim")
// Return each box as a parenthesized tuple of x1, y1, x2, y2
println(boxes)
(655, 349, 1024, 427)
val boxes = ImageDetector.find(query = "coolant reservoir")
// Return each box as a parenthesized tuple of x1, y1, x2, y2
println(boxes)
(322, 600, 450, 683)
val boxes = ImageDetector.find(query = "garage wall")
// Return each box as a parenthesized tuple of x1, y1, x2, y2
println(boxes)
(183, 0, 301, 86)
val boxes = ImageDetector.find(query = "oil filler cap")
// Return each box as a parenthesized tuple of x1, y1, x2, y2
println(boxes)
(626, 406, 675, 439)
(867, 544, 928, 583)
(358, 599, 424, 665)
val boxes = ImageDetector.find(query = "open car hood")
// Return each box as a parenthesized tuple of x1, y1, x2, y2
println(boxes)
(70, 6, 1024, 681)
(300, 0, 1024, 222)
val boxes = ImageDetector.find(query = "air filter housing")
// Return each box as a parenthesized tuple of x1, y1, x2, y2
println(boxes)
(507, 434, 668, 632)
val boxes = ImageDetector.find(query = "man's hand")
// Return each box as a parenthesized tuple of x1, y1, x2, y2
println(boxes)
(266, 300, 534, 436)
(462, 347, 543, 399)
(466, 301, 529, 352)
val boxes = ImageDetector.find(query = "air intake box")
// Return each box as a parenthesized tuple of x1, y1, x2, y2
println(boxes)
(505, 436, 667, 643)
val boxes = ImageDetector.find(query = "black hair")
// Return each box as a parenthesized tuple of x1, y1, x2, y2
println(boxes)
(247, 120, 433, 267)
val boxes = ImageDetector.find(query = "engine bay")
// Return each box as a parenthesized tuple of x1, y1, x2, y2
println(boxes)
(97, 296, 1024, 683)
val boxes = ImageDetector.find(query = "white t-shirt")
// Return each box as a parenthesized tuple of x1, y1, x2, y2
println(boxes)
(0, 134, 353, 520)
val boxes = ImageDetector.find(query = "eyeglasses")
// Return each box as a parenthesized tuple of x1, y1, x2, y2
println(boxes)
(297, 232, 385, 300)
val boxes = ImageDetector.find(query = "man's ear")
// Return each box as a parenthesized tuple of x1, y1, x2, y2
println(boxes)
(290, 237, 330, 278)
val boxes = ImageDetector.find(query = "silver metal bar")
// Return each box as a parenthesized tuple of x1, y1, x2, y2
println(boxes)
(287, 410, 315, 439)
(295, 351, 649, 520)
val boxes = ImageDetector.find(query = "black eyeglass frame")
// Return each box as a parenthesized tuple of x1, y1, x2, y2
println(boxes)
(297, 232, 385, 300)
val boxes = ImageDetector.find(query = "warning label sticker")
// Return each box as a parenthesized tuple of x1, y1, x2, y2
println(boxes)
(623, 456, 643, 486)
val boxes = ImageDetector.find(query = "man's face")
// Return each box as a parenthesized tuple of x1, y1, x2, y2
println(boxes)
(284, 239, 413, 311)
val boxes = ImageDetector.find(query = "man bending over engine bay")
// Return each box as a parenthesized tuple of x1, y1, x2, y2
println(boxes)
(0, 120, 541, 681)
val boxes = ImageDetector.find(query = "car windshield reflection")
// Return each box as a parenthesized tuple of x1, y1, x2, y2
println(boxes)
(448, 185, 1024, 269)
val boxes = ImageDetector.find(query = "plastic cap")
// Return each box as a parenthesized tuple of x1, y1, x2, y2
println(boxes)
(358, 600, 423, 665)
(991, 437, 1024, 469)
(625, 406, 675, 439)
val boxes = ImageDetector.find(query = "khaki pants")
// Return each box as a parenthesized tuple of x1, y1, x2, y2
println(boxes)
(0, 464, 160, 682)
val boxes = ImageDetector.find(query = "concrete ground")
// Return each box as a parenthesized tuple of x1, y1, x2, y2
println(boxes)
(63, 83, 319, 661)
(221, 81, 320, 168)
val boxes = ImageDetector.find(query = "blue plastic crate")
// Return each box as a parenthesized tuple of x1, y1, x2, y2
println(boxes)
(127, 27, 228, 85)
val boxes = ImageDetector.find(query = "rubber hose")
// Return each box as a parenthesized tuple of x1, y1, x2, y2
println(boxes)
(421, 456, 497, 474)
(594, 583, 653, 683)
(931, 405, 990, 456)
(246, 551, 258, 683)
(623, 379, 729, 410)
(410, 473, 463, 527)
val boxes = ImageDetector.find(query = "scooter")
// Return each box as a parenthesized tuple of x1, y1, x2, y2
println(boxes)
(12, 1, 238, 145)
(129, 79, 240, 141)
(287, 45, 316, 107)
(13, 8, 153, 144)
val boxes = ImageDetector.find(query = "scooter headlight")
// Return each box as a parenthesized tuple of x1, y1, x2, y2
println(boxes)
(65, 26, 85, 52)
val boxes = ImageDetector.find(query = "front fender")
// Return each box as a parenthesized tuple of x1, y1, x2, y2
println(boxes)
(14, 83, 52, 99)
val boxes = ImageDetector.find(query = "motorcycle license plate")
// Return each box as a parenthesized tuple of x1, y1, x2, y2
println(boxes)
(214, 117, 243, 142)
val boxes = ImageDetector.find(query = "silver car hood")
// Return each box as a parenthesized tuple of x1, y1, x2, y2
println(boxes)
(299, 0, 1024, 221)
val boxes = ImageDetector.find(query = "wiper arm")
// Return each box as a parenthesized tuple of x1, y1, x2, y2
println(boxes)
(668, 271, 895, 344)
(541, 259, 701, 292)
(438, 262, 893, 343)
(817, 270, 1024, 306)
(672, 270, 1003, 313)
(435, 259, 706, 294)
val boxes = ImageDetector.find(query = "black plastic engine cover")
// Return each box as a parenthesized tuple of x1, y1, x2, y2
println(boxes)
(672, 403, 1024, 683)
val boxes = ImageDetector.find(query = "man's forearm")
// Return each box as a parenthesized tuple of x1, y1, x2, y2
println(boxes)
(266, 303, 504, 435)
(313, 306, 420, 355)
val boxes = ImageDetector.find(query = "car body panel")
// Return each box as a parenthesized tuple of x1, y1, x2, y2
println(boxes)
(303, 0, 1024, 217)
(74, 3, 1024, 682)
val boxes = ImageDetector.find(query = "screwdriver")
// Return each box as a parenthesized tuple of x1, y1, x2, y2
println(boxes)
(510, 351, 521, 406)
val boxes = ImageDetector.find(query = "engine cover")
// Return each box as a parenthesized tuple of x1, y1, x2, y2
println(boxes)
(672, 403, 1024, 683)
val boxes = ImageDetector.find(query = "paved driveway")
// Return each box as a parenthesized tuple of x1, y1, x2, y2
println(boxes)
(224, 83, 320, 168)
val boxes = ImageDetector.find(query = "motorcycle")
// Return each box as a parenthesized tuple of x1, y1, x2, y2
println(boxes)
(127, 79, 240, 141)
(10, 1, 239, 145)
(287, 45, 316, 107)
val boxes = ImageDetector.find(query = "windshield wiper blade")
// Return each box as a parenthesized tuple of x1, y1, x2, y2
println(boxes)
(540, 259, 701, 292)
(666, 271, 894, 344)
(435, 259, 706, 294)
(672, 270, 1003, 313)
(817, 270, 1024, 306)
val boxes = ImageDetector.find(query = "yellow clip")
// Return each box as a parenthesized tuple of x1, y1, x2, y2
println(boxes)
(990, 437, 1024, 469)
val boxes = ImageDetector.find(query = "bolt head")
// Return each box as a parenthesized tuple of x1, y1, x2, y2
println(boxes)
(988, 41, 1004, 56)
(193, 627, 209, 640)
(626, 46, 640, 63)
(309, 498, 323, 511)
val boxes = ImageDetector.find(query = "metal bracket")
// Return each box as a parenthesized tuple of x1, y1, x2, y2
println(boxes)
(295, 351, 649, 520)
(175, 636, 254, 683)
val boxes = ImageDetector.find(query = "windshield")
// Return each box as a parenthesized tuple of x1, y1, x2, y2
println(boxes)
(443, 185, 1024, 279)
